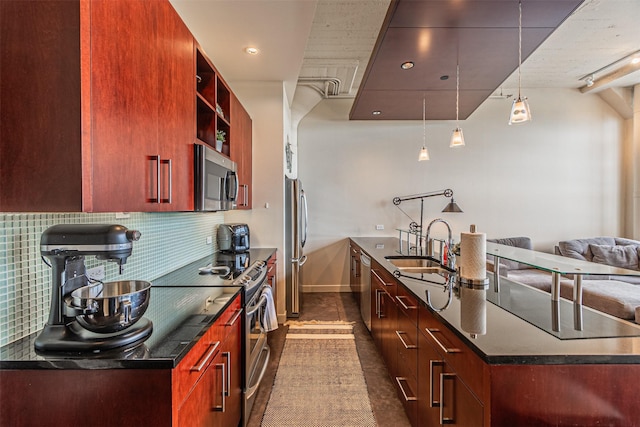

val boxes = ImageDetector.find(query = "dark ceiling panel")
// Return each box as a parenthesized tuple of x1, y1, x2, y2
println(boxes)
(390, 1, 584, 29)
(350, 0, 584, 120)
(362, 27, 552, 91)
(351, 89, 492, 120)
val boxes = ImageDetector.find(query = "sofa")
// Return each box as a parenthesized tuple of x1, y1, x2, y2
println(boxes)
(487, 236, 640, 323)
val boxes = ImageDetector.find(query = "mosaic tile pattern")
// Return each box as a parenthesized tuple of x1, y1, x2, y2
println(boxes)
(0, 212, 224, 346)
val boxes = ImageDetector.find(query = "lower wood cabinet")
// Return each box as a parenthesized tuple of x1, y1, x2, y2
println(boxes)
(174, 294, 243, 426)
(355, 243, 640, 426)
(417, 329, 484, 426)
(0, 294, 242, 427)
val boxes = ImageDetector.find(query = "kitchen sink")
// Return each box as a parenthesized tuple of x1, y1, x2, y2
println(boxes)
(384, 256, 454, 275)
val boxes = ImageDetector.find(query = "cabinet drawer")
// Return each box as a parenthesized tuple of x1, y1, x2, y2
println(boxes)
(371, 264, 396, 297)
(419, 306, 485, 402)
(174, 295, 242, 408)
(396, 311, 418, 379)
(395, 284, 418, 325)
(394, 374, 418, 426)
(209, 296, 243, 343)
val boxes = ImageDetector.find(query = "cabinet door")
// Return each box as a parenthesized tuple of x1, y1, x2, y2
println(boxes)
(89, 0, 159, 212)
(418, 325, 484, 427)
(230, 93, 252, 209)
(155, 0, 195, 211)
(177, 350, 225, 427)
(220, 317, 242, 427)
(381, 290, 398, 377)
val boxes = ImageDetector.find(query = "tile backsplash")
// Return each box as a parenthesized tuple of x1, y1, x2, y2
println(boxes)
(0, 212, 224, 347)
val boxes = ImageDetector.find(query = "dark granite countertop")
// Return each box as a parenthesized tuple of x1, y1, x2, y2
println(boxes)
(351, 237, 640, 365)
(0, 248, 276, 370)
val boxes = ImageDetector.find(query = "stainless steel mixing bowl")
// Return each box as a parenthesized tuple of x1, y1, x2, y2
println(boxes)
(70, 280, 151, 333)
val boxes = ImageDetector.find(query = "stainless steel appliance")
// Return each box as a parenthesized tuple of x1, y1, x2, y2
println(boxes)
(285, 177, 308, 318)
(218, 223, 250, 253)
(194, 143, 238, 211)
(360, 253, 372, 331)
(34, 224, 152, 352)
(227, 260, 271, 426)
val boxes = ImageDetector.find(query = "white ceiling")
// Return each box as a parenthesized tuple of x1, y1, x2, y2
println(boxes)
(171, 0, 640, 100)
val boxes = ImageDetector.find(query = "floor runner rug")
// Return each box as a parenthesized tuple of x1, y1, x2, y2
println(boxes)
(261, 322, 377, 427)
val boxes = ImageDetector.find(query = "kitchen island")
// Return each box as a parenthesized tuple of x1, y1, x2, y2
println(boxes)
(0, 248, 275, 426)
(351, 237, 640, 426)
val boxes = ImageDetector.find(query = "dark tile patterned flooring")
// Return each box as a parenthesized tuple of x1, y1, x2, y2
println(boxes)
(247, 292, 411, 427)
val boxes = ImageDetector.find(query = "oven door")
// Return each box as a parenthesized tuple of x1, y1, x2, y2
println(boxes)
(244, 284, 271, 423)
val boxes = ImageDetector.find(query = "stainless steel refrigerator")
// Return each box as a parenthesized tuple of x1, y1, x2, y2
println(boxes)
(285, 177, 308, 317)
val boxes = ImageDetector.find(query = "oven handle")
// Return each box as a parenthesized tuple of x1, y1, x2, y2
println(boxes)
(246, 292, 268, 317)
(245, 345, 271, 401)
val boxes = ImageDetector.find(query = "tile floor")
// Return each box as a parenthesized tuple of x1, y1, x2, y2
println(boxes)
(247, 292, 411, 427)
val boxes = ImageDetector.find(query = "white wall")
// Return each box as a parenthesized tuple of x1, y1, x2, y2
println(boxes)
(224, 81, 289, 320)
(298, 88, 626, 291)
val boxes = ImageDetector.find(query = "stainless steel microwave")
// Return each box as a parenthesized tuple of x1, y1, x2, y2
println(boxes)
(194, 144, 238, 211)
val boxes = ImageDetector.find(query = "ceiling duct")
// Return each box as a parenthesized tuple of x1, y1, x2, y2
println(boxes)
(298, 58, 359, 98)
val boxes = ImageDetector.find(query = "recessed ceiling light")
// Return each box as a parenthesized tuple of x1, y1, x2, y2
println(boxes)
(401, 61, 414, 70)
(632, 57, 640, 65)
(372, 111, 382, 115)
(244, 47, 259, 55)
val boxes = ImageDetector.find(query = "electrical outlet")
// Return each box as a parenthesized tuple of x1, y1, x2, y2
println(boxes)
(376, 224, 384, 230)
(206, 236, 213, 245)
(87, 265, 105, 281)
(115, 212, 130, 219)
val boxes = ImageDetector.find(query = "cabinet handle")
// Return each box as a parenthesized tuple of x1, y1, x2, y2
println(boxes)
(395, 330, 417, 349)
(375, 289, 383, 317)
(222, 351, 231, 397)
(395, 295, 417, 310)
(226, 308, 243, 327)
(240, 184, 249, 207)
(395, 377, 417, 401)
(213, 362, 226, 412)
(190, 341, 220, 372)
(160, 158, 172, 204)
(148, 155, 161, 203)
(372, 269, 393, 287)
(425, 328, 460, 354)
(439, 372, 456, 424)
(429, 359, 445, 407)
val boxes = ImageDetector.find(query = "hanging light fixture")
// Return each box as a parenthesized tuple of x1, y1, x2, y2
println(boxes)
(450, 63, 465, 147)
(418, 98, 430, 161)
(509, 0, 532, 125)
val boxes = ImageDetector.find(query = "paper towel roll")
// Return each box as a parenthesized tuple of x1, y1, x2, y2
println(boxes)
(460, 231, 486, 280)
(460, 286, 487, 337)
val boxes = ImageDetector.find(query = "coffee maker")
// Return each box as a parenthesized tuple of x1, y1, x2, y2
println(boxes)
(34, 224, 153, 353)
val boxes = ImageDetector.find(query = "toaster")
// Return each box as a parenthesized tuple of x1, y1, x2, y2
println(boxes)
(217, 223, 250, 253)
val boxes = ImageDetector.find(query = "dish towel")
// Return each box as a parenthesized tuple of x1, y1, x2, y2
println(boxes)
(260, 285, 279, 332)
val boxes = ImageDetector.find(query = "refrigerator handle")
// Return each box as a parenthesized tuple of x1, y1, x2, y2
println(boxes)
(300, 189, 308, 248)
(291, 255, 307, 266)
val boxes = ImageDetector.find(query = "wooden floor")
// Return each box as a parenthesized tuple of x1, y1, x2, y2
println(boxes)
(247, 292, 411, 427)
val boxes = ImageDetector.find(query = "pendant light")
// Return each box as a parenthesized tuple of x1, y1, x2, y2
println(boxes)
(509, 0, 532, 125)
(418, 98, 430, 161)
(449, 63, 465, 147)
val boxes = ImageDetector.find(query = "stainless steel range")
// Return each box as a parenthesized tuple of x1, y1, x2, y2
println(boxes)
(227, 260, 271, 425)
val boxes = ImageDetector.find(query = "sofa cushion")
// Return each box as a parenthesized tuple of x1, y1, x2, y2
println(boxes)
(559, 280, 640, 320)
(589, 244, 639, 271)
(557, 237, 616, 261)
(487, 237, 533, 270)
(615, 237, 640, 247)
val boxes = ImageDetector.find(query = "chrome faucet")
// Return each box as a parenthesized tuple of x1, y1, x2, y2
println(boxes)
(425, 218, 455, 269)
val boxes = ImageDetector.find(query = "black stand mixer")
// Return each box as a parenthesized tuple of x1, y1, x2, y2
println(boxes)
(34, 224, 153, 353)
